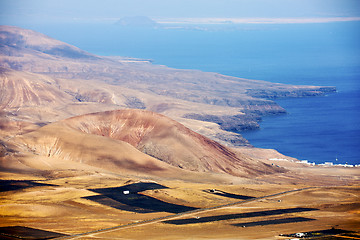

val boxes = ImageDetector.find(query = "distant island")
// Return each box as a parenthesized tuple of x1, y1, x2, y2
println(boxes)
(115, 16, 159, 27)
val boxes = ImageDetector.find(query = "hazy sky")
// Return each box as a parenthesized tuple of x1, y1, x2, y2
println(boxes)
(1, 0, 360, 24)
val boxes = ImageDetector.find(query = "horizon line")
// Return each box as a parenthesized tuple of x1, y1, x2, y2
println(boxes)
(154, 17, 360, 24)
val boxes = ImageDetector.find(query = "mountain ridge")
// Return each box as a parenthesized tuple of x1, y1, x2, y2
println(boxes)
(0, 25, 336, 147)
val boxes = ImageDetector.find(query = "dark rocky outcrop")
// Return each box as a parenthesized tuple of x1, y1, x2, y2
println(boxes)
(246, 87, 337, 99)
(183, 113, 261, 132)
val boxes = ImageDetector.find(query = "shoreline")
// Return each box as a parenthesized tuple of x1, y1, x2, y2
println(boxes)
(268, 158, 360, 168)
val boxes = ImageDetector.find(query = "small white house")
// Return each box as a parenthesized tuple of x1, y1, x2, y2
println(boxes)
(295, 232, 305, 238)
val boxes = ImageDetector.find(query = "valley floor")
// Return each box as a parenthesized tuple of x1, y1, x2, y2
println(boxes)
(0, 167, 359, 240)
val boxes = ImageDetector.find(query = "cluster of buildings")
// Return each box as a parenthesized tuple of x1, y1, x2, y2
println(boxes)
(268, 158, 359, 168)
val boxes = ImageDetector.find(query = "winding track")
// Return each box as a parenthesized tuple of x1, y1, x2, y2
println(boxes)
(54, 187, 316, 239)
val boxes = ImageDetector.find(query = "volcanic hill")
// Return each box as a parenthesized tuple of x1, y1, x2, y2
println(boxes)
(61, 109, 279, 176)
(6, 109, 280, 182)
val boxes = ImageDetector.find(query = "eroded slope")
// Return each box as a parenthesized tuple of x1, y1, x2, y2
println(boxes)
(61, 109, 280, 177)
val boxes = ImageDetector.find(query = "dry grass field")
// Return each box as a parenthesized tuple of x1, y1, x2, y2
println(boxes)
(0, 170, 359, 239)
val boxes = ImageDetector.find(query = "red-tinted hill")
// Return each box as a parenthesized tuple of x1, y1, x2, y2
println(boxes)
(62, 109, 280, 177)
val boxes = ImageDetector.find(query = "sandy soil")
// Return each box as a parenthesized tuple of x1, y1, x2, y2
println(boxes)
(0, 166, 359, 240)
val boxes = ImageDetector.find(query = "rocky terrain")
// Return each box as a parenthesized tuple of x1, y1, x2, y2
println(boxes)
(0, 25, 336, 146)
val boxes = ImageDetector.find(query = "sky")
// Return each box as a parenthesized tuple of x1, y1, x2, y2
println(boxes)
(1, 0, 360, 25)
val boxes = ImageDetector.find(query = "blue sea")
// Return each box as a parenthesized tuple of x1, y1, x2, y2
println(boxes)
(22, 22, 360, 165)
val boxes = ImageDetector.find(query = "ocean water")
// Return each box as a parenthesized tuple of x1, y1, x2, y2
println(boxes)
(24, 22, 360, 165)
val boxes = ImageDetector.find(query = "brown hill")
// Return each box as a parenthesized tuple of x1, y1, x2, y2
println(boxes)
(61, 109, 279, 177)
(16, 120, 175, 176)
(0, 67, 73, 109)
(9, 109, 280, 179)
